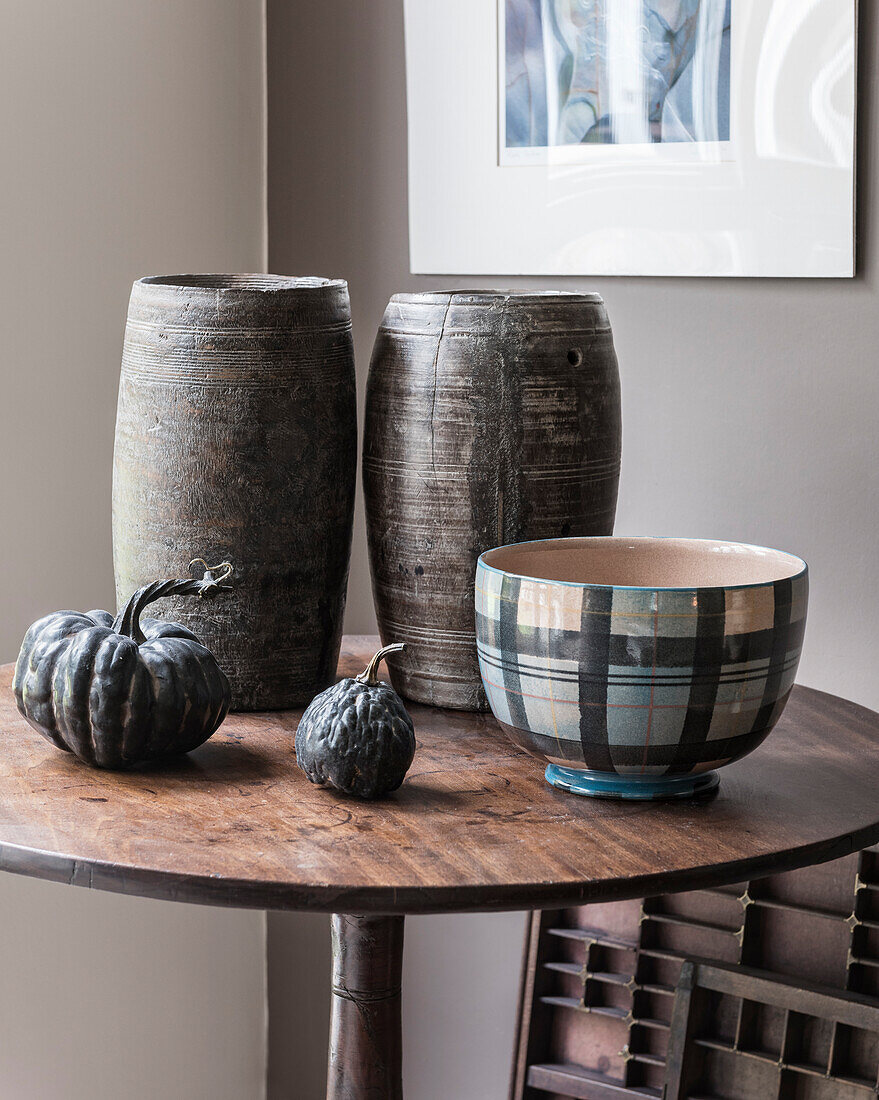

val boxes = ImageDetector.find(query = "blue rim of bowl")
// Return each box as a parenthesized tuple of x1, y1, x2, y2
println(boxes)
(476, 536, 808, 593)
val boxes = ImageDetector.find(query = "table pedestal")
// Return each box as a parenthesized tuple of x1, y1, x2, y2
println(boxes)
(327, 914, 405, 1099)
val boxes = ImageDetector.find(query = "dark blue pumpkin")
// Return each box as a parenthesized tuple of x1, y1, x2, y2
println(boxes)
(296, 643, 415, 799)
(13, 561, 233, 770)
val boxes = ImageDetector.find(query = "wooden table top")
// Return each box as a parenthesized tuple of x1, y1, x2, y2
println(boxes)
(1, 635, 878, 914)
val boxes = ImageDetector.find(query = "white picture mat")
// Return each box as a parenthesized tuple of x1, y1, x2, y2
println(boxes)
(404, 0, 856, 277)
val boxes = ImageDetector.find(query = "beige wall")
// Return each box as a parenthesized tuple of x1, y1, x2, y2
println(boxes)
(0, 0, 266, 661)
(0, 878, 266, 1100)
(266, 910, 524, 1100)
(267, 0, 879, 1096)
(0, 2, 268, 1097)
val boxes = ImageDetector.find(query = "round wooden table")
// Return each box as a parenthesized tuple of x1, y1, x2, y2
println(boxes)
(2, 635, 879, 1099)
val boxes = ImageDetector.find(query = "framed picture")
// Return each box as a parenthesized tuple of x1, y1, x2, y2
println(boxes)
(404, 0, 856, 277)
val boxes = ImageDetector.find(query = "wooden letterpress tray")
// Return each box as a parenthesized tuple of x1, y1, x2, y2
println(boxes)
(665, 960, 879, 1099)
(511, 846, 879, 1099)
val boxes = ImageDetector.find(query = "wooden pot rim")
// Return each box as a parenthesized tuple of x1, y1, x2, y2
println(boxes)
(388, 289, 604, 305)
(136, 274, 347, 295)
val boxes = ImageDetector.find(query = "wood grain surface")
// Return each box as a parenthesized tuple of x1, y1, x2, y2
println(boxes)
(510, 847, 879, 1098)
(113, 274, 357, 710)
(328, 914, 404, 1100)
(665, 961, 879, 1100)
(0, 636, 877, 914)
(363, 291, 621, 711)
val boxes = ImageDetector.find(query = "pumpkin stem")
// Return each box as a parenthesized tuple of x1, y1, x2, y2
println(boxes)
(356, 642, 406, 687)
(113, 560, 234, 644)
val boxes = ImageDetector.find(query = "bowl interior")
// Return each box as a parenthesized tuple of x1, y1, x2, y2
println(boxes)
(480, 537, 805, 589)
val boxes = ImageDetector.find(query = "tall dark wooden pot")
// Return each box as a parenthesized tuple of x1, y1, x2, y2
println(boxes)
(113, 275, 357, 711)
(363, 290, 622, 711)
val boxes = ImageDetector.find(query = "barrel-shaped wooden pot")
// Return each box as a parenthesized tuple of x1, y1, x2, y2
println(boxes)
(113, 274, 357, 710)
(363, 290, 622, 711)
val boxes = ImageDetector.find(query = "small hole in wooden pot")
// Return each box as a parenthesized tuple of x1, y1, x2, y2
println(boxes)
(567, 348, 583, 367)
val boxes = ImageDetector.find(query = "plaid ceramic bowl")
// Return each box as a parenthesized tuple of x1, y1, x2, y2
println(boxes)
(475, 537, 808, 800)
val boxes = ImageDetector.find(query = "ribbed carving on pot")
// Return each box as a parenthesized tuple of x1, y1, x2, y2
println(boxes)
(363, 291, 622, 711)
(113, 275, 357, 711)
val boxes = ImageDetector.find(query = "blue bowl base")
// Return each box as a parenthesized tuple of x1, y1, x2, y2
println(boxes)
(545, 764, 720, 801)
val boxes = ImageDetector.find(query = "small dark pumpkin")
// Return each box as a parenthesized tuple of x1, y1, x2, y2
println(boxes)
(295, 642, 415, 799)
(13, 560, 234, 770)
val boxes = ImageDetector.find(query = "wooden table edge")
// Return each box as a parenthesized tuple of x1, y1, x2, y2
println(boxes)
(2, 822, 877, 914)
